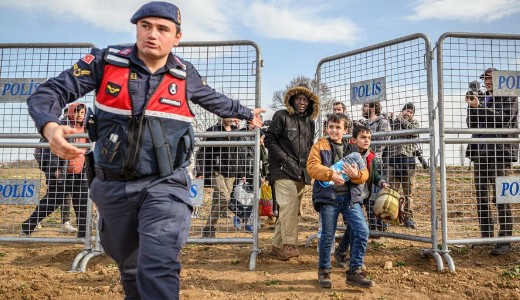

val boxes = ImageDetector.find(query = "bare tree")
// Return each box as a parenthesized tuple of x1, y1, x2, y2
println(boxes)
(269, 75, 334, 114)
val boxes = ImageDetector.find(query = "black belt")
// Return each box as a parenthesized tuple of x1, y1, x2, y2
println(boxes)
(95, 167, 138, 181)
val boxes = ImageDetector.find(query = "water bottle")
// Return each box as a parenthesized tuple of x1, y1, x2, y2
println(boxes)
(318, 152, 365, 187)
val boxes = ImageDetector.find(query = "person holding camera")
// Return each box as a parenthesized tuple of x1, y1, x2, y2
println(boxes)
(465, 67, 518, 256)
(387, 102, 420, 229)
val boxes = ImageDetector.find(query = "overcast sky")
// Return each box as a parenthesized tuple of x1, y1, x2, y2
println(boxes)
(1, 0, 519, 118)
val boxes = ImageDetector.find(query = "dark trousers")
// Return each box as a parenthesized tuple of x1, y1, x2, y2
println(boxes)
(473, 158, 513, 238)
(90, 168, 192, 300)
(22, 175, 88, 237)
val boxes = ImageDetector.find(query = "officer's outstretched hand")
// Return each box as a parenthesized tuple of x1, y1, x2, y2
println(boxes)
(43, 122, 86, 159)
(251, 108, 266, 128)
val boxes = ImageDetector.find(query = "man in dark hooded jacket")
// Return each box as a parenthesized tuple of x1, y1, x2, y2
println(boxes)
(264, 83, 319, 260)
(465, 67, 518, 256)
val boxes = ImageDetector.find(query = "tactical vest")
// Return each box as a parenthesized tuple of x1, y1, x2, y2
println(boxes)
(92, 46, 195, 178)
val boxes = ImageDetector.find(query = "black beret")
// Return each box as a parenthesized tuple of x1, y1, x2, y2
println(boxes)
(130, 1, 181, 26)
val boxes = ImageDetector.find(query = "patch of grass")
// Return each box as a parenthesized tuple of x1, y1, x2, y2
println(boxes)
(369, 241, 385, 250)
(452, 246, 469, 255)
(395, 261, 406, 267)
(502, 267, 520, 279)
(231, 259, 240, 265)
(265, 279, 280, 286)
(327, 291, 341, 298)
(0, 252, 6, 258)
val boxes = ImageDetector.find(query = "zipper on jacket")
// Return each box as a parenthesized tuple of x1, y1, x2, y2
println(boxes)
(122, 71, 166, 175)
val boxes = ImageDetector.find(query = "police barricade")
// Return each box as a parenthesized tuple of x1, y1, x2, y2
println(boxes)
(437, 33, 520, 271)
(174, 41, 262, 270)
(312, 34, 443, 269)
(0, 43, 100, 272)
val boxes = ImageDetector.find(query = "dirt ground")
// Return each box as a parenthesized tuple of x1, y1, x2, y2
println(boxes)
(1, 187, 520, 300)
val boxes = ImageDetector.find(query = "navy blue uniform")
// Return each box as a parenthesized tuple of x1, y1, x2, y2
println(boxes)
(27, 44, 253, 299)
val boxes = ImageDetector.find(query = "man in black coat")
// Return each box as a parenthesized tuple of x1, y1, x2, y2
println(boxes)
(264, 83, 319, 260)
(465, 67, 519, 256)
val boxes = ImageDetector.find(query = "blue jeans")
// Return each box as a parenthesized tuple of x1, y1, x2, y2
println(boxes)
(318, 194, 369, 270)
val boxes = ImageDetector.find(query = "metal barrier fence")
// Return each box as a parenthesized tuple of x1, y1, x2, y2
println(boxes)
(0, 43, 99, 271)
(314, 34, 443, 269)
(175, 41, 262, 270)
(437, 33, 520, 271)
(0, 41, 263, 271)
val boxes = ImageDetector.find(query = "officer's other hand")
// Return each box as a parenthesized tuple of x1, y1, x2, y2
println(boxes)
(381, 182, 390, 189)
(43, 122, 86, 159)
(251, 108, 266, 128)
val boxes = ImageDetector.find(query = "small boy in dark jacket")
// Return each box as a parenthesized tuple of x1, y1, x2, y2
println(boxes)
(335, 125, 390, 269)
(307, 114, 373, 288)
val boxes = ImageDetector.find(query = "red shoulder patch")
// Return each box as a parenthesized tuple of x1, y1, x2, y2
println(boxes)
(81, 54, 95, 64)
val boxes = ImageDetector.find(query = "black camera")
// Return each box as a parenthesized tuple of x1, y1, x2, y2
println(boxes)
(466, 80, 482, 98)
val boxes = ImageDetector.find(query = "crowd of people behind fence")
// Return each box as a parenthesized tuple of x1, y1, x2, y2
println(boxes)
(192, 66, 518, 289)
(18, 0, 518, 296)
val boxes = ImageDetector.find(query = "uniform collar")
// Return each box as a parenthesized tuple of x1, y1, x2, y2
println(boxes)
(128, 44, 180, 74)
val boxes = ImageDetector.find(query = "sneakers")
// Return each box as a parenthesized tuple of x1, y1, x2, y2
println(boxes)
(202, 226, 215, 238)
(232, 216, 241, 229)
(490, 243, 512, 256)
(244, 224, 253, 232)
(346, 268, 374, 288)
(403, 218, 416, 229)
(318, 268, 332, 288)
(61, 221, 78, 233)
(271, 244, 300, 261)
(334, 251, 348, 269)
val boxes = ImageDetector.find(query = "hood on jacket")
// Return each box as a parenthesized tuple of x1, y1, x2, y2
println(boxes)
(283, 84, 319, 121)
(65, 102, 86, 127)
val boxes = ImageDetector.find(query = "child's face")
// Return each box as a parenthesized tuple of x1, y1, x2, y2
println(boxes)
(75, 108, 86, 123)
(354, 130, 371, 151)
(326, 120, 347, 143)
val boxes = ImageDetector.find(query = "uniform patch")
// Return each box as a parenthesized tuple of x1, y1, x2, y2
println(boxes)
(130, 72, 137, 80)
(81, 54, 95, 64)
(160, 97, 181, 107)
(118, 48, 132, 56)
(105, 82, 121, 97)
(72, 63, 91, 77)
(169, 83, 177, 95)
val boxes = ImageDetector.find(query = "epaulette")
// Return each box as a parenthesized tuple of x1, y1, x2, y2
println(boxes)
(169, 54, 186, 79)
(104, 45, 131, 67)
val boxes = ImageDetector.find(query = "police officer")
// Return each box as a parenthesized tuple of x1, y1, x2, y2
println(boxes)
(26, 2, 264, 299)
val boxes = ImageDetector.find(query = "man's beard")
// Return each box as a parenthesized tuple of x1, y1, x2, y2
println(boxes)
(362, 111, 369, 119)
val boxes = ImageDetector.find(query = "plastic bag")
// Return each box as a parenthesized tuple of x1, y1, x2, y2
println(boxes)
(233, 181, 254, 206)
(259, 182, 274, 217)
(228, 181, 254, 219)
